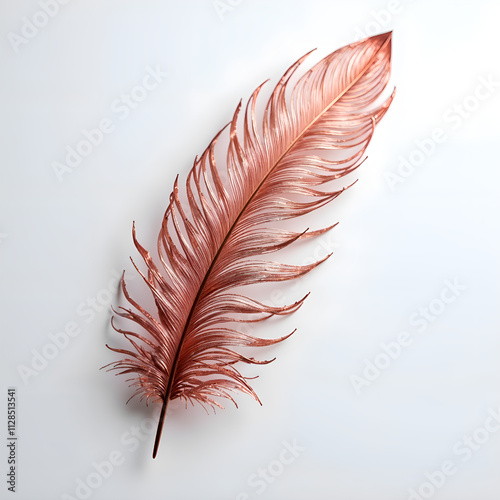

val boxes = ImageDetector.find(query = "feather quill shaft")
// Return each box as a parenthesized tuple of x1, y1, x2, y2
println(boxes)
(105, 32, 394, 458)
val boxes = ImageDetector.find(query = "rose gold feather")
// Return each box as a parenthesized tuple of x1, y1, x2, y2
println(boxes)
(104, 32, 394, 458)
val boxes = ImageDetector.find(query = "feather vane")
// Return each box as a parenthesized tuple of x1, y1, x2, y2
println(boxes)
(105, 32, 394, 458)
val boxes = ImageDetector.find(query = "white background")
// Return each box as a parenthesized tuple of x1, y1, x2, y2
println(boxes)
(1, 1, 499, 499)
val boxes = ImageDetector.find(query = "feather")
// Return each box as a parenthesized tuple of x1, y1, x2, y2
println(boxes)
(104, 32, 394, 458)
